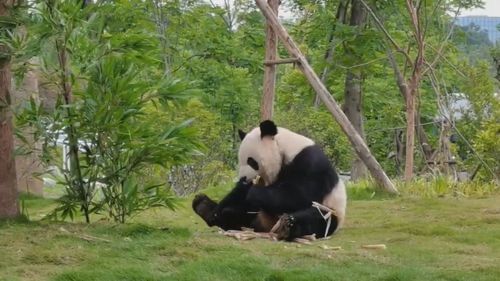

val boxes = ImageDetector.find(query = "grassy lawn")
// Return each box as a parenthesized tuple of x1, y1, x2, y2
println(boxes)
(1, 187, 499, 281)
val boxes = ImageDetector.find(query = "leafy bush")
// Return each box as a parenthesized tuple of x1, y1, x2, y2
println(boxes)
(398, 177, 499, 198)
(346, 176, 499, 200)
(18, 55, 201, 223)
(167, 99, 235, 196)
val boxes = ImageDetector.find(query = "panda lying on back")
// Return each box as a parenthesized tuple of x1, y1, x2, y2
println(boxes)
(193, 120, 347, 241)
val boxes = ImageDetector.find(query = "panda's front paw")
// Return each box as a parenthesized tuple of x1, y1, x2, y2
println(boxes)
(237, 177, 253, 189)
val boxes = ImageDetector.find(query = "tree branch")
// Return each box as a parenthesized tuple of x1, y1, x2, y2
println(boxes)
(422, 7, 461, 76)
(425, 63, 499, 181)
(358, 0, 414, 66)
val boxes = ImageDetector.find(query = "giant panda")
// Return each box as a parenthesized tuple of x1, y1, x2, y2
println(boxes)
(193, 120, 347, 241)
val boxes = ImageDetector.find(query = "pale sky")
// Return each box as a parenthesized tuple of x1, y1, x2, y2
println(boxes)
(460, 0, 500, 17)
(210, 0, 500, 18)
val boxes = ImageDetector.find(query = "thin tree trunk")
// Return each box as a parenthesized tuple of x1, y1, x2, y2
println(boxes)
(404, 89, 416, 181)
(0, 0, 19, 218)
(343, 0, 368, 181)
(386, 48, 433, 161)
(404, 0, 425, 182)
(151, 0, 170, 75)
(404, 52, 424, 182)
(394, 129, 404, 175)
(314, 0, 349, 108)
(415, 111, 433, 159)
(260, 0, 279, 120)
(255, 0, 398, 194)
(13, 63, 44, 196)
(344, 71, 368, 180)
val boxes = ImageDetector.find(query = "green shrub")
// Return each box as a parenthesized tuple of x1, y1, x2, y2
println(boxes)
(398, 176, 499, 198)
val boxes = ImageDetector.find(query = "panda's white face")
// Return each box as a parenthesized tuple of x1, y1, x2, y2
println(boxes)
(238, 127, 282, 185)
(238, 121, 315, 186)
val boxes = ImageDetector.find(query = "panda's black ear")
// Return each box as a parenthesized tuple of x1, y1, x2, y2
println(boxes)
(238, 129, 247, 141)
(260, 120, 278, 138)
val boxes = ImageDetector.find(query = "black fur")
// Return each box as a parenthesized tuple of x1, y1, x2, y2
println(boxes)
(192, 180, 276, 232)
(247, 157, 259, 171)
(276, 208, 338, 241)
(193, 178, 257, 231)
(259, 120, 278, 138)
(246, 145, 338, 214)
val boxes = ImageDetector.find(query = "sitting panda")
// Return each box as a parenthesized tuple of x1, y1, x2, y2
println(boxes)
(193, 120, 347, 241)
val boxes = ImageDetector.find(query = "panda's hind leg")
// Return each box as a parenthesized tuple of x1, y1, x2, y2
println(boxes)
(273, 207, 339, 241)
(193, 177, 256, 231)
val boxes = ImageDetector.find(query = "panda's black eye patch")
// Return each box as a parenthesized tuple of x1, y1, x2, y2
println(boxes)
(247, 157, 259, 171)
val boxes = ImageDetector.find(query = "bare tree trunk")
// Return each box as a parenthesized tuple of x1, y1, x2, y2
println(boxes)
(13, 63, 44, 196)
(404, 89, 416, 181)
(344, 71, 368, 180)
(314, 0, 349, 108)
(260, 0, 279, 120)
(255, 0, 398, 194)
(403, 0, 425, 182)
(151, 0, 170, 75)
(394, 129, 404, 175)
(343, 0, 368, 181)
(415, 111, 433, 159)
(0, 0, 19, 218)
(386, 49, 433, 162)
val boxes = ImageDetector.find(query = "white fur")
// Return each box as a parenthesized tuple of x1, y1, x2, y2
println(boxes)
(274, 128, 314, 164)
(322, 179, 347, 231)
(238, 126, 314, 184)
(238, 127, 281, 184)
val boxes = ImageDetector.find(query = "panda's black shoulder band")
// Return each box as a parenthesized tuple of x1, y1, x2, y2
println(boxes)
(260, 120, 278, 138)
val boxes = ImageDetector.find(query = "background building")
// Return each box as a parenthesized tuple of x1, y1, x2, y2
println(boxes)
(456, 16, 500, 44)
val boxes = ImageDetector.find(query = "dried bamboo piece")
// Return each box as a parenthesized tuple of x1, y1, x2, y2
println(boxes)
(361, 244, 387, 250)
(320, 245, 342, 250)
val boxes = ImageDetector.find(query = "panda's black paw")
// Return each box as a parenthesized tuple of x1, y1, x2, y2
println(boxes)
(192, 193, 218, 227)
(271, 213, 295, 241)
(236, 177, 253, 190)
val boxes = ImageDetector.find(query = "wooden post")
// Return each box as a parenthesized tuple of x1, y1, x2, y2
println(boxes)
(260, 0, 279, 121)
(255, 0, 398, 194)
(264, 58, 298, 65)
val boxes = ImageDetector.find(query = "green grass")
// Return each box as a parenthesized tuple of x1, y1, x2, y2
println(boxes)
(1, 187, 500, 281)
